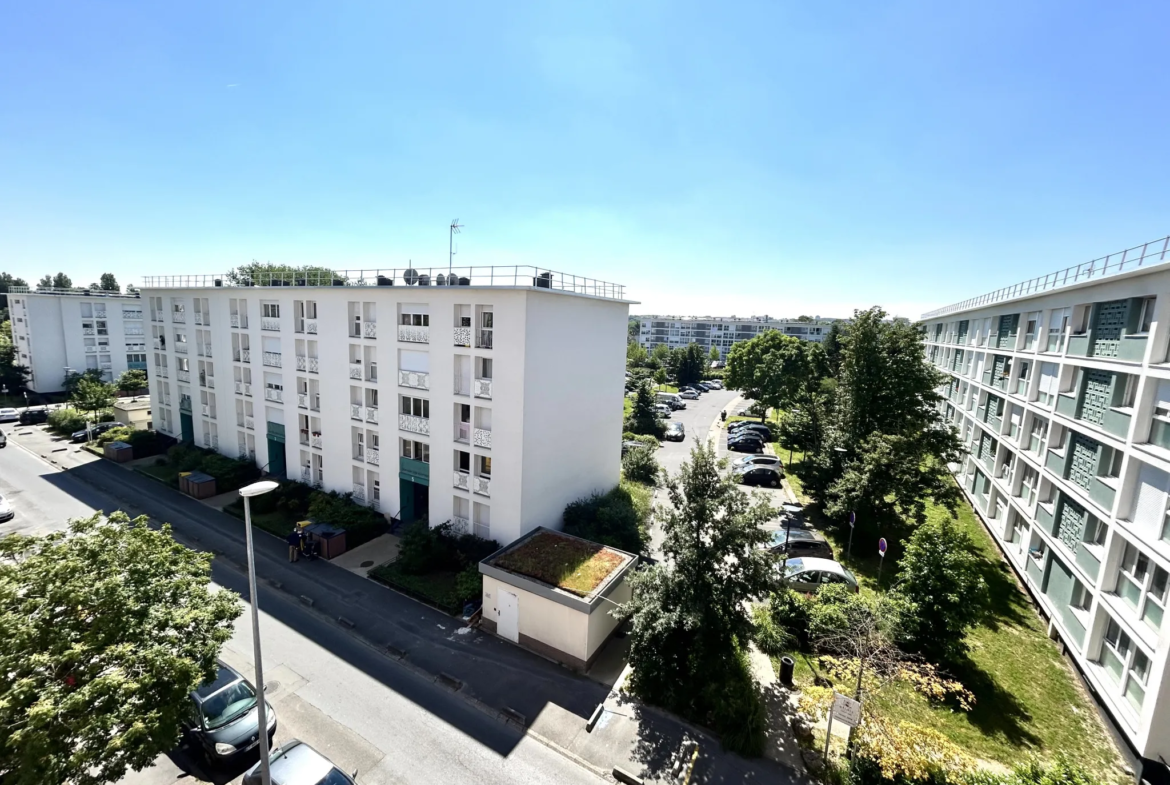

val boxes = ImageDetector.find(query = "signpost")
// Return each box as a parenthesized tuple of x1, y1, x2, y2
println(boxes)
(823, 692, 862, 763)
(877, 537, 888, 586)
(847, 512, 856, 559)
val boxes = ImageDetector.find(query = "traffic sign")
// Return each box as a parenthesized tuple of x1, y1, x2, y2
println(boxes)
(878, 537, 887, 556)
(848, 511, 855, 527)
(831, 693, 862, 728)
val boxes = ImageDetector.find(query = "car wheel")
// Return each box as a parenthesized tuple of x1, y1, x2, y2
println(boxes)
(769, 478, 779, 487)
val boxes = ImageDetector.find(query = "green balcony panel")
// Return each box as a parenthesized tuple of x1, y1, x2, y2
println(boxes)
(1055, 394, 1078, 419)
(1036, 503, 1055, 534)
(1075, 545, 1101, 582)
(1067, 334, 1090, 357)
(1045, 449, 1066, 476)
(1119, 335, 1149, 362)
(399, 456, 430, 486)
(1025, 554, 1045, 587)
(1089, 477, 1116, 513)
(1102, 408, 1131, 440)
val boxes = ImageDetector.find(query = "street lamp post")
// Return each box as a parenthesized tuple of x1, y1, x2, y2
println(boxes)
(239, 479, 279, 785)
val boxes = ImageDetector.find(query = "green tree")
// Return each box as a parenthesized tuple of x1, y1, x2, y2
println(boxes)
(621, 445, 659, 485)
(0, 511, 242, 785)
(822, 321, 845, 377)
(895, 515, 989, 661)
(628, 318, 641, 341)
(52, 272, 72, 289)
(653, 367, 667, 391)
(625, 380, 664, 437)
(0, 318, 30, 395)
(71, 376, 115, 422)
(725, 331, 823, 421)
(562, 482, 651, 553)
(63, 368, 105, 395)
(626, 341, 648, 367)
(226, 261, 339, 286)
(615, 444, 777, 754)
(37, 275, 52, 288)
(674, 343, 707, 386)
(708, 344, 721, 363)
(650, 343, 670, 368)
(99, 273, 119, 292)
(0, 272, 28, 310)
(115, 368, 149, 393)
(796, 314, 814, 322)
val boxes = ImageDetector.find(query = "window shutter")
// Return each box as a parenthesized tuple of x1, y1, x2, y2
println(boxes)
(1132, 462, 1170, 536)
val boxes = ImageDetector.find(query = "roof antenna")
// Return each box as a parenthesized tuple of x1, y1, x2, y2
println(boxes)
(449, 219, 463, 277)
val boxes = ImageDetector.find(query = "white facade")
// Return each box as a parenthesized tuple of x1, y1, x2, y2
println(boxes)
(635, 314, 834, 359)
(6, 288, 148, 392)
(140, 271, 631, 546)
(921, 243, 1170, 768)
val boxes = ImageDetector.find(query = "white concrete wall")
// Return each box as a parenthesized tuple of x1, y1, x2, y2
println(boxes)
(481, 573, 588, 661)
(586, 577, 631, 659)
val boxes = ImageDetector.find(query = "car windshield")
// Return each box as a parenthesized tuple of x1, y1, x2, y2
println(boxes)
(842, 567, 858, 585)
(783, 562, 806, 577)
(200, 681, 257, 729)
(317, 771, 354, 785)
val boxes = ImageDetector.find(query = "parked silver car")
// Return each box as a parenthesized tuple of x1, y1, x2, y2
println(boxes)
(243, 739, 357, 785)
(782, 557, 859, 594)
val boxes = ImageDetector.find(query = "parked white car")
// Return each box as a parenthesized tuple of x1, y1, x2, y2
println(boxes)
(733, 455, 782, 470)
(654, 403, 672, 418)
(0, 407, 19, 423)
(0, 493, 14, 522)
(782, 557, 859, 594)
(679, 389, 699, 400)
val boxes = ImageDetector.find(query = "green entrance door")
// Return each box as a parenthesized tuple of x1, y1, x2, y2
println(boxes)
(180, 413, 194, 444)
(267, 439, 286, 478)
(398, 478, 429, 524)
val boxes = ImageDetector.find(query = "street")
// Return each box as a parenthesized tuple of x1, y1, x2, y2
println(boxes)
(0, 427, 605, 785)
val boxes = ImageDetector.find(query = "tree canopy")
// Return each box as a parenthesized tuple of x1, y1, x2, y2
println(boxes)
(52, 273, 72, 289)
(0, 272, 28, 311)
(0, 512, 242, 785)
(725, 330, 826, 421)
(674, 342, 707, 385)
(624, 380, 664, 437)
(99, 273, 120, 292)
(226, 261, 340, 286)
(71, 376, 115, 418)
(115, 369, 149, 394)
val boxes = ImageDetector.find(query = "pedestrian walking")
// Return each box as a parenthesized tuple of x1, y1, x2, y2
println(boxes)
(286, 527, 301, 562)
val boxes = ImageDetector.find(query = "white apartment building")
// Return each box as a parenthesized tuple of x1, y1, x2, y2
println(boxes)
(634, 315, 833, 359)
(6, 287, 148, 392)
(922, 236, 1170, 775)
(140, 266, 631, 546)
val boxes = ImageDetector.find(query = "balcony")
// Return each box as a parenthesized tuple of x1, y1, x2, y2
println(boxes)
(156, 367, 169, 378)
(200, 404, 215, 419)
(454, 327, 471, 347)
(364, 321, 377, 338)
(477, 331, 493, 350)
(473, 428, 492, 449)
(367, 364, 378, 383)
(265, 388, 283, 403)
(85, 345, 96, 353)
(367, 447, 380, 466)
(473, 475, 491, 497)
(234, 382, 252, 396)
(474, 378, 492, 399)
(349, 364, 362, 380)
(351, 404, 364, 420)
(366, 407, 378, 423)
(311, 433, 322, 449)
(128, 361, 148, 371)
(398, 324, 429, 344)
(296, 355, 307, 371)
(245, 416, 255, 430)
(299, 428, 310, 445)
(179, 398, 192, 413)
(202, 433, 218, 449)
(399, 413, 430, 436)
(201, 343, 213, 357)
(456, 422, 470, 443)
(230, 314, 242, 328)
(298, 393, 308, 408)
(262, 318, 280, 331)
(305, 319, 317, 334)
(301, 466, 311, 482)
(177, 369, 190, 382)
(451, 516, 470, 534)
(453, 471, 470, 491)
(175, 343, 188, 354)
(262, 351, 282, 368)
(240, 349, 251, 363)
(172, 311, 185, 323)
(352, 484, 366, 502)
(200, 374, 214, 389)
(399, 370, 429, 390)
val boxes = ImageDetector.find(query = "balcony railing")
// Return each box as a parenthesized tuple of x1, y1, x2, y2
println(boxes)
(353, 446, 365, 462)
(202, 343, 213, 357)
(240, 349, 251, 362)
(296, 355, 307, 371)
(85, 345, 96, 353)
(265, 388, 283, 403)
(398, 324, 429, 343)
(399, 413, 430, 435)
(311, 434, 322, 449)
(399, 370, 429, 390)
(451, 516, 470, 534)
(456, 422, 470, 443)
(364, 321, 377, 338)
(194, 313, 207, 325)
(349, 365, 362, 379)
(82, 327, 96, 335)
(366, 407, 378, 423)
(453, 471, 470, 491)
(180, 398, 192, 412)
(123, 310, 143, 320)
(473, 475, 491, 497)
(156, 368, 169, 378)
(300, 429, 310, 445)
(367, 364, 378, 382)
(262, 318, 280, 331)
(230, 314, 240, 327)
(302, 466, 311, 482)
(298, 393, 308, 408)
(201, 404, 211, 416)
(474, 378, 492, 399)
(477, 330, 493, 350)
(367, 448, 380, 466)
(175, 343, 188, 354)
(262, 351, 282, 367)
(352, 484, 366, 502)
(454, 327, 471, 347)
(177, 369, 190, 382)
(473, 428, 493, 449)
(305, 319, 317, 334)
(351, 404, 364, 420)
(172, 311, 186, 323)
(200, 374, 215, 389)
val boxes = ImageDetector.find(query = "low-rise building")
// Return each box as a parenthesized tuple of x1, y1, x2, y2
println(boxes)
(634, 314, 836, 360)
(6, 287, 148, 392)
(112, 396, 153, 430)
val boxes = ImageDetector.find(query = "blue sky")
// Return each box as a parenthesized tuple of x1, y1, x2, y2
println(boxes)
(2, 0, 1169, 319)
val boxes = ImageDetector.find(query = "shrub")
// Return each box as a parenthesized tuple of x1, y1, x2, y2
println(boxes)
(766, 586, 813, 647)
(622, 432, 660, 449)
(562, 482, 650, 554)
(96, 426, 133, 446)
(622, 446, 659, 485)
(704, 645, 766, 757)
(47, 407, 87, 435)
(455, 564, 483, 605)
(396, 521, 499, 577)
(166, 444, 204, 472)
(125, 429, 173, 458)
(305, 489, 389, 547)
(751, 604, 794, 657)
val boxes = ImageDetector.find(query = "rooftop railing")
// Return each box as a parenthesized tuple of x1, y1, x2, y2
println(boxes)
(141, 265, 626, 301)
(8, 286, 141, 299)
(922, 235, 1170, 320)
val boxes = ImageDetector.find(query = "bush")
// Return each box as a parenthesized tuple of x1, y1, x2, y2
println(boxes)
(455, 564, 483, 605)
(751, 604, 794, 657)
(562, 482, 650, 554)
(306, 490, 388, 547)
(125, 429, 174, 458)
(166, 444, 204, 472)
(766, 586, 813, 647)
(96, 426, 133, 446)
(704, 645, 766, 757)
(396, 521, 499, 577)
(622, 432, 660, 449)
(622, 446, 660, 485)
(47, 407, 87, 435)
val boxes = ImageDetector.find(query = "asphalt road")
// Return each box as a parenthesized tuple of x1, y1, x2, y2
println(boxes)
(654, 388, 740, 479)
(0, 433, 604, 785)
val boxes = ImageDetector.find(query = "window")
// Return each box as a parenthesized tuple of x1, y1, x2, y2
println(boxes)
(1083, 517, 1108, 548)
(1137, 296, 1156, 334)
(1038, 362, 1059, 406)
(1073, 306, 1091, 336)
(1118, 542, 1149, 609)
(1106, 449, 1124, 480)
(401, 311, 429, 326)
(1070, 581, 1090, 611)
(400, 396, 429, 419)
(262, 302, 280, 318)
(1101, 615, 1151, 711)
(400, 439, 429, 463)
(478, 455, 492, 477)
(1120, 375, 1138, 408)
(1024, 311, 1041, 350)
(1144, 566, 1167, 632)
(1047, 308, 1070, 352)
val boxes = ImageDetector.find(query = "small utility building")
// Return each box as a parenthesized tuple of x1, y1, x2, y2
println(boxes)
(479, 528, 637, 671)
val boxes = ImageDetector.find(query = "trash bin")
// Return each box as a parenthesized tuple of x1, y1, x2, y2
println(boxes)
(184, 471, 217, 499)
(779, 656, 795, 687)
(104, 441, 133, 463)
(303, 521, 348, 559)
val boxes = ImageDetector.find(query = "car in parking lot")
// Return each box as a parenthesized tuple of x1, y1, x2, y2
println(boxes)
(765, 529, 834, 559)
(679, 389, 699, 400)
(728, 429, 767, 444)
(0, 493, 13, 522)
(782, 557, 859, 594)
(185, 661, 277, 764)
(242, 739, 357, 785)
(736, 465, 782, 487)
(727, 435, 765, 453)
(733, 454, 781, 470)
(0, 408, 18, 423)
(664, 421, 686, 442)
(19, 408, 50, 425)
(653, 404, 672, 418)
(706, 379, 723, 389)
(70, 422, 120, 443)
(730, 426, 773, 442)
(0, 430, 6, 448)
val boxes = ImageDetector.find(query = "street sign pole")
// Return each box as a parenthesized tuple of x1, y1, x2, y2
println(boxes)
(822, 711, 834, 764)
(877, 537, 888, 587)
(847, 512, 856, 559)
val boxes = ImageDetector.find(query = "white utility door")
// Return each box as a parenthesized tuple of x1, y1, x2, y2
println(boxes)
(498, 590, 519, 643)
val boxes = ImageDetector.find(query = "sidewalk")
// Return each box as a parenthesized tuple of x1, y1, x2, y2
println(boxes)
(28, 439, 806, 784)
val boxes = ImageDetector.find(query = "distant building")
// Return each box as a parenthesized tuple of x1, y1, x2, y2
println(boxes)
(633, 315, 837, 359)
(113, 396, 153, 431)
(6, 287, 147, 392)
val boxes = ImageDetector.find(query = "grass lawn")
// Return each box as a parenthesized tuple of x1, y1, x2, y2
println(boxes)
(137, 462, 181, 487)
(495, 531, 627, 596)
(623, 396, 633, 419)
(779, 487, 1127, 781)
(222, 501, 302, 539)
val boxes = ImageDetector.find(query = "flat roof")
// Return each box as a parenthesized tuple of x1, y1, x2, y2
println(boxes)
(9, 286, 141, 300)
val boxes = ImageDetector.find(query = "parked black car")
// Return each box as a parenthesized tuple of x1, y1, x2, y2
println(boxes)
(19, 408, 50, 425)
(70, 422, 119, 443)
(729, 424, 772, 440)
(766, 529, 835, 559)
(737, 465, 782, 487)
(664, 421, 686, 442)
(727, 436, 765, 453)
(184, 661, 277, 764)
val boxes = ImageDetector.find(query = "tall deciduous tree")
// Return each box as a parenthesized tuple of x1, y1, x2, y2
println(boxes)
(71, 376, 115, 420)
(0, 511, 242, 785)
(51, 272, 72, 289)
(615, 443, 777, 754)
(674, 343, 707, 386)
(822, 321, 845, 377)
(725, 331, 825, 421)
(625, 380, 664, 437)
(99, 273, 120, 292)
(708, 344, 721, 363)
(0, 272, 28, 310)
(37, 275, 52, 289)
(115, 368, 149, 393)
(0, 319, 31, 394)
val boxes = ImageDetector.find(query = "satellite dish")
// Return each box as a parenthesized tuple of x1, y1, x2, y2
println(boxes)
(404, 268, 418, 285)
